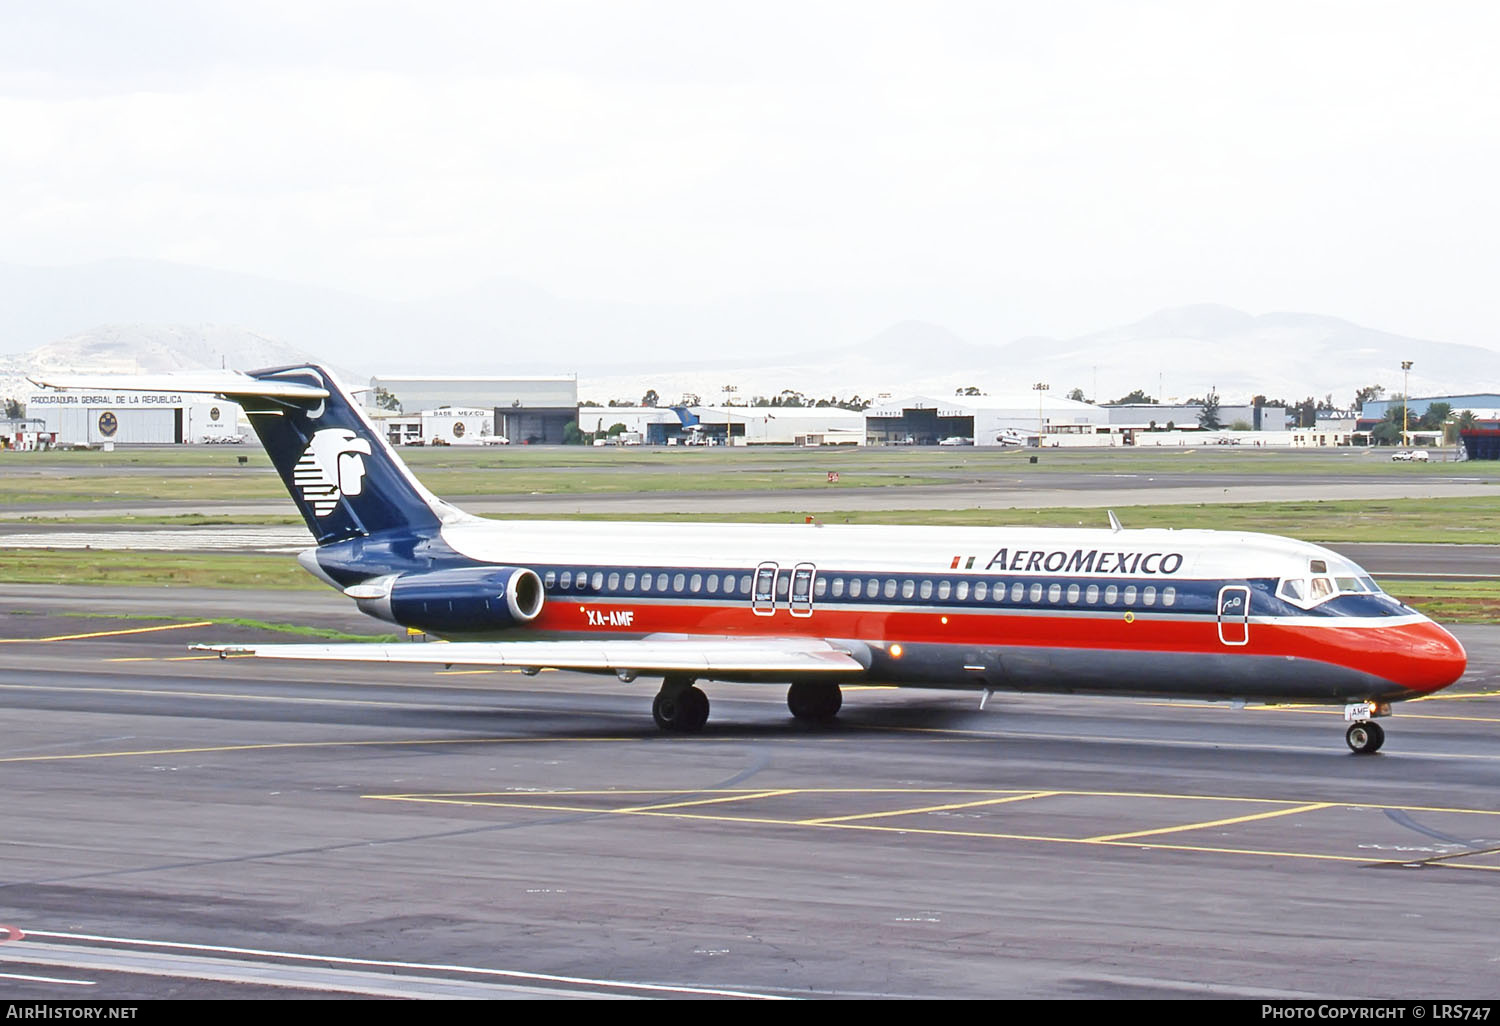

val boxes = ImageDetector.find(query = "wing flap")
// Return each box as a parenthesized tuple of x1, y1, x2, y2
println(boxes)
(190, 636, 868, 676)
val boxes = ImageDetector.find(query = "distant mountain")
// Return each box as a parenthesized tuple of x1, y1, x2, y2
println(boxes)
(1, 257, 1495, 412)
(577, 306, 1500, 409)
(0, 258, 882, 377)
(0, 324, 356, 403)
(997, 304, 1500, 406)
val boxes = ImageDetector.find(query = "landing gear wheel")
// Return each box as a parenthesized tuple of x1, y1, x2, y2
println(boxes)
(653, 684, 709, 732)
(787, 681, 843, 724)
(1346, 720, 1385, 755)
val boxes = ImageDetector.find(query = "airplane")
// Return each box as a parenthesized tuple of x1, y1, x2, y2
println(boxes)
(32, 365, 1468, 754)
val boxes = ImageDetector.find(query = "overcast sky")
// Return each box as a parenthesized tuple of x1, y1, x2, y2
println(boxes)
(2, 1, 1498, 349)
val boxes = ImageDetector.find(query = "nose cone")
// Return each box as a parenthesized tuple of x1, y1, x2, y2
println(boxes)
(1405, 620, 1468, 694)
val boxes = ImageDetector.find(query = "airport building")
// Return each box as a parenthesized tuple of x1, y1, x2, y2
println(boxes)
(25, 388, 244, 445)
(576, 406, 683, 444)
(376, 407, 501, 446)
(691, 406, 866, 446)
(369, 375, 578, 446)
(578, 405, 866, 446)
(865, 393, 1109, 446)
(1362, 394, 1500, 421)
(1101, 402, 1289, 433)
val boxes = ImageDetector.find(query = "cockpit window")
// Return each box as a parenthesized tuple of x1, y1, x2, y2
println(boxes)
(1278, 562, 1385, 609)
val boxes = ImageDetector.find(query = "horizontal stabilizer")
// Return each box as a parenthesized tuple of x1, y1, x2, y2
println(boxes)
(27, 372, 329, 404)
(191, 637, 868, 677)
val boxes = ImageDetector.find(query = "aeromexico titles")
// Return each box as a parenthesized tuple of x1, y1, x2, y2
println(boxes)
(34, 365, 1469, 754)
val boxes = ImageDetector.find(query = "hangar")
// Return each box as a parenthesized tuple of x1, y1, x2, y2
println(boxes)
(865, 393, 1108, 446)
(25, 388, 243, 445)
(369, 375, 578, 446)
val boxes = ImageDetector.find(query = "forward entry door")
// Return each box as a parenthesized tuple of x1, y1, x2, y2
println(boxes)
(1217, 585, 1250, 646)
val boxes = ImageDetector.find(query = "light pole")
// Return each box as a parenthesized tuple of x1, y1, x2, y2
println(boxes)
(1401, 360, 1413, 447)
(1033, 382, 1049, 445)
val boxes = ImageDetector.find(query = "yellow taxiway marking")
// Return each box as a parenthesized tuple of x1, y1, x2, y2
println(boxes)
(364, 787, 1500, 868)
(0, 736, 648, 765)
(799, 791, 1058, 826)
(0, 681, 434, 711)
(611, 789, 798, 814)
(0, 621, 214, 644)
(1084, 802, 1334, 843)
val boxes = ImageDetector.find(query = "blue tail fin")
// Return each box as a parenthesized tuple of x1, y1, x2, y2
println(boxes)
(241, 365, 447, 545)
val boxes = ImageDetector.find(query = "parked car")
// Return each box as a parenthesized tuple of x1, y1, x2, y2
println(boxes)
(1391, 449, 1430, 462)
(938, 436, 973, 446)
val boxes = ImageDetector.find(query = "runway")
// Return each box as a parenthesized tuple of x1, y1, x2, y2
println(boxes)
(1, 590, 1497, 999)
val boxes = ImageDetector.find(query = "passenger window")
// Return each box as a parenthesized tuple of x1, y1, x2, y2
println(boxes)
(739, 574, 751, 595)
(607, 572, 620, 590)
(956, 581, 970, 601)
(776, 574, 790, 598)
(623, 571, 636, 590)
(1104, 585, 1118, 604)
(559, 570, 572, 589)
(974, 581, 988, 601)
(831, 578, 845, 598)
(591, 571, 604, 591)
(1123, 585, 1137, 604)
(849, 578, 863, 599)
(1029, 583, 1043, 603)
(902, 579, 915, 599)
(1142, 586, 1156, 606)
(920, 580, 933, 600)
(657, 573, 670, 591)
(706, 574, 718, 593)
(814, 577, 827, 598)
(1047, 584, 1061, 603)
(1066, 584, 1080, 603)
(938, 581, 952, 600)
(1011, 582, 1024, 603)
(544, 570, 557, 589)
(690, 574, 702, 593)
(1085, 584, 1099, 604)
(884, 579, 898, 599)
(1162, 586, 1176, 607)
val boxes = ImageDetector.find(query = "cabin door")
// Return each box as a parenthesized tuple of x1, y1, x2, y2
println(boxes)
(789, 562, 816, 618)
(1217, 585, 1250, 646)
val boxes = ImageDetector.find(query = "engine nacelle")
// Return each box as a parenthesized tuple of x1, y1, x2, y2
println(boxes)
(349, 566, 545, 634)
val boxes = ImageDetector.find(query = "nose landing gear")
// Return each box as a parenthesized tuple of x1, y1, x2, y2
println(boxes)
(1344, 701, 1391, 755)
(1345, 720, 1385, 755)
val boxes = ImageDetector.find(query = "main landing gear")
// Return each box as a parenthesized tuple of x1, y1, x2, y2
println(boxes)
(787, 681, 842, 724)
(652, 675, 709, 732)
(1344, 701, 1391, 755)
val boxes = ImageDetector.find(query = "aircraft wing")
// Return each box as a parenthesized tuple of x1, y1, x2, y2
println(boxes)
(190, 636, 869, 677)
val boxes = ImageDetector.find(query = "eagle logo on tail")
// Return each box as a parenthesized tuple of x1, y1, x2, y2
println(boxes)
(293, 429, 373, 517)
